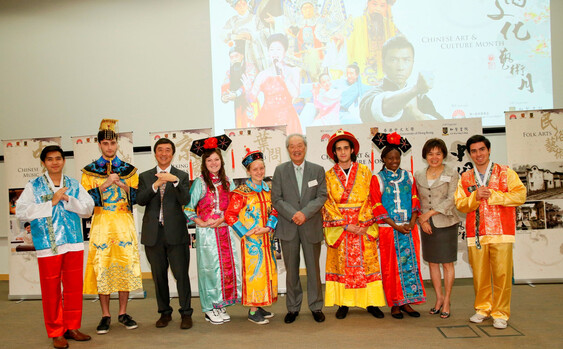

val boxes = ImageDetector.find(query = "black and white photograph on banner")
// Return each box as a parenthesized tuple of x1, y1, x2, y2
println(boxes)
(545, 200, 563, 229)
(189, 232, 197, 249)
(8, 188, 23, 216)
(516, 201, 546, 231)
(506, 109, 563, 283)
(513, 163, 563, 200)
(10, 218, 35, 253)
(81, 218, 92, 241)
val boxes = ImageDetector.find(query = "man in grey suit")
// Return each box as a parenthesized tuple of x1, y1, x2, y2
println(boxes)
(137, 138, 193, 330)
(272, 134, 328, 323)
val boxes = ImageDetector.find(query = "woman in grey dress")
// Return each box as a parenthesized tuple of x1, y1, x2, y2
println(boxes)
(415, 138, 462, 319)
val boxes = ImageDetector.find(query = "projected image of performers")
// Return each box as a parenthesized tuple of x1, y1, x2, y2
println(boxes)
(212, 0, 553, 131)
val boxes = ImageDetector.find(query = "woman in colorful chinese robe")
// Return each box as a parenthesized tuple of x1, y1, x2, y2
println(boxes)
(184, 136, 241, 325)
(224, 149, 278, 325)
(370, 132, 426, 319)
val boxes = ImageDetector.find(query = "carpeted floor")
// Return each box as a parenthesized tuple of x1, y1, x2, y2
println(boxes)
(1, 278, 562, 348)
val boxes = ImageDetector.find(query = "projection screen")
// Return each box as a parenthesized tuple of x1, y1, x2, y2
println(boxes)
(210, 0, 553, 133)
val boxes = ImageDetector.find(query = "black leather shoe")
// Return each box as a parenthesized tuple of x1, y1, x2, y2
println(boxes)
(312, 310, 325, 323)
(335, 306, 349, 319)
(284, 311, 299, 323)
(400, 305, 421, 318)
(156, 314, 172, 328)
(180, 314, 193, 329)
(391, 306, 403, 319)
(367, 306, 384, 319)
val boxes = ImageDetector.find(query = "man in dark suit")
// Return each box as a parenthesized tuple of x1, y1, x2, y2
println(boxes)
(137, 138, 193, 329)
(272, 134, 328, 323)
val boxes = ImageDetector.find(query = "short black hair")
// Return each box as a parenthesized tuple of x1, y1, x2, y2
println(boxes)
(466, 135, 491, 152)
(153, 138, 176, 154)
(267, 33, 288, 51)
(40, 145, 64, 162)
(347, 64, 360, 76)
(332, 139, 357, 162)
(382, 35, 415, 61)
(24, 222, 31, 228)
(422, 138, 448, 160)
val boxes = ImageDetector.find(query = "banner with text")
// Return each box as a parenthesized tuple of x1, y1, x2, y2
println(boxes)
(4, 137, 61, 299)
(505, 109, 563, 283)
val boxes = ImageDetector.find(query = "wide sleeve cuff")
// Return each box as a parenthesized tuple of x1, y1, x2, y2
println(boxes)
(266, 215, 278, 231)
(365, 224, 379, 240)
(184, 178, 203, 221)
(87, 187, 103, 207)
(324, 226, 345, 248)
(232, 221, 248, 238)
(454, 180, 480, 213)
(488, 169, 527, 207)
(129, 187, 137, 206)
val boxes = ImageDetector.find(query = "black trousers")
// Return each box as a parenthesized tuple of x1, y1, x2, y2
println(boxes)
(144, 225, 193, 316)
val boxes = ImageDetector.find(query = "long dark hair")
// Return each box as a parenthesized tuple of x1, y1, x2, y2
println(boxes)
(380, 145, 401, 171)
(201, 149, 229, 193)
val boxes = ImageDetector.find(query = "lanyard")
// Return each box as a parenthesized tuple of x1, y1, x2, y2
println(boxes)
(474, 161, 493, 188)
(472, 162, 494, 250)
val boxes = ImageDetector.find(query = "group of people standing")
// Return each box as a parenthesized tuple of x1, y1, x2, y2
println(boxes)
(16, 119, 526, 349)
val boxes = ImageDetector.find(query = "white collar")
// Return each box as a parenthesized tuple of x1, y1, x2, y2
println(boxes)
(156, 165, 172, 173)
(293, 162, 305, 171)
(45, 173, 62, 189)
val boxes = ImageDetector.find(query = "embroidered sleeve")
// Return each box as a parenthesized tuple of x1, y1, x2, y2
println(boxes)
(369, 175, 389, 223)
(81, 173, 103, 207)
(15, 182, 53, 221)
(127, 173, 139, 210)
(184, 177, 204, 221)
(410, 175, 421, 215)
(64, 183, 95, 218)
(322, 172, 345, 227)
(454, 175, 479, 213)
(225, 190, 247, 238)
(488, 168, 527, 207)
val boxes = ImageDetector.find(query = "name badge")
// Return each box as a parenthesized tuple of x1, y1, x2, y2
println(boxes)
(440, 175, 451, 183)
(308, 179, 318, 187)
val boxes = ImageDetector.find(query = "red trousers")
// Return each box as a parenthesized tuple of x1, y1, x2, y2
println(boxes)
(37, 250, 84, 338)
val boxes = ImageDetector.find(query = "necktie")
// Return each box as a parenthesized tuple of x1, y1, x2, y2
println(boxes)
(296, 166, 303, 195)
(159, 171, 166, 225)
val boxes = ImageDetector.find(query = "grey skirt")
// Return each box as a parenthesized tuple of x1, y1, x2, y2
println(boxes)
(420, 219, 458, 264)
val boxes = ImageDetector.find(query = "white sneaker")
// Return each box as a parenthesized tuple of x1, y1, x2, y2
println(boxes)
(493, 318, 508, 329)
(469, 313, 490, 323)
(205, 309, 224, 325)
(219, 307, 231, 322)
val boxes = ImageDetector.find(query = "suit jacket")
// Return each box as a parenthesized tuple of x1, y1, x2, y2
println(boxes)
(137, 166, 190, 247)
(272, 160, 327, 243)
(414, 164, 463, 228)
